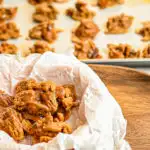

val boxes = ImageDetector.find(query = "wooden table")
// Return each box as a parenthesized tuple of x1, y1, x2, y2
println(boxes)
(90, 65, 150, 150)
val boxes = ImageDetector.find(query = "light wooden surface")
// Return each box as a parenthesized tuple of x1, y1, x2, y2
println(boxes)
(90, 65, 150, 150)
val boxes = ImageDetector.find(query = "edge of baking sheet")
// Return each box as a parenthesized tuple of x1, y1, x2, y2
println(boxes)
(83, 59, 150, 67)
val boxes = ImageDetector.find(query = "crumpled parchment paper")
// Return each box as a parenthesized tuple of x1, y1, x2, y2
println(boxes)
(0, 52, 130, 150)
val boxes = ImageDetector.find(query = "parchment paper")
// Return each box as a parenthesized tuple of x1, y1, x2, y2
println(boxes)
(0, 52, 130, 150)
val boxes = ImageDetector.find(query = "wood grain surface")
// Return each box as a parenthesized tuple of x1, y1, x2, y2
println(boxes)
(89, 65, 150, 150)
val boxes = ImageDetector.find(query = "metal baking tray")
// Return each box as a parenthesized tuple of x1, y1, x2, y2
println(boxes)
(83, 59, 150, 67)
(1, 0, 150, 67)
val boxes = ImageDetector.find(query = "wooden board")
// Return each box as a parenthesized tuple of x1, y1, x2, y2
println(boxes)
(89, 65, 150, 150)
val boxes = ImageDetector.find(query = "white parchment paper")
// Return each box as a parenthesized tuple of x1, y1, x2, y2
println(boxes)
(0, 52, 130, 150)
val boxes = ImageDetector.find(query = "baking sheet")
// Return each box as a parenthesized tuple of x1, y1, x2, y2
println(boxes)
(1, 0, 150, 66)
(84, 59, 150, 67)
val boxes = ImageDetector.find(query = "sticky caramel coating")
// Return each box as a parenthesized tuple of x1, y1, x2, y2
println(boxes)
(66, 1, 95, 21)
(73, 38, 102, 59)
(105, 13, 134, 34)
(33, 3, 59, 23)
(29, 21, 62, 43)
(73, 20, 100, 40)
(0, 108, 24, 141)
(0, 22, 20, 41)
(108, 44, 140, 59)
(0, 79, 79, 144)
(98, 0, 124, 9)
(29, 41, 54, 54)
(142, 44, 150, 58)
(0, 42, 18, 54)
(0, 7, 18, 23)
(136, 22, 150, 41)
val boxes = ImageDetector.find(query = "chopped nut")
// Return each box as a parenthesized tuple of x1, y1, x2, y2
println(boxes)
(22, 112, 41, 122)
(61, 97, 79, 111)
(108, 44, 140, 59)
(40, 80, 56, 92)
(29, 21, 62, 43)
(56, 86, 65, 99)
(22, 119, 32, 134)
(127, 50, 140, 58)
(43, 121, 72, 133)
(29, 41, 54, 54)
(136, 22, 150, 41)
(0, 22, 20, 41)
(14, 90, 37, 111)
(33, 3, 59, 23)
(62, 123, 72, 133)
(40, 136, 52, 142)
(0, 93, 14, 107)
(55, 112, 65, 121)
(73, 20, 99, 40)
(40, 91, 58, 114)
(28, 0, 53, 5)
(142, 44, 150, 58)
(98, 0, 124, 9)
(15, 79, 40, 94)
(66, 1, 95, 21)
(61, 97, 74, 111)
(0, 7, 17, 23)
(0, 42, 18, 54)
(57, 106, 71, 121)
(0, 108, 24, 141)
(63, 84, 76, 99)
(105, 13, 134, 34)
(26, 101, 50, 115)
(73, 38, 102, 59)
(30, 114, 54, 136)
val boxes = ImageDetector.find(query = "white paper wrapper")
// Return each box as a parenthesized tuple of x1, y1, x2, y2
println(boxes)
(0, 52, 130, 150)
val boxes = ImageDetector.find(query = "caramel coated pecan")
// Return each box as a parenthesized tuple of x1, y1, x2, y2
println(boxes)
(0, 7, 17, 23)
(14, 90, 37, 111)
(0, 108, 24, 141)
(105, 13, 134, 34)
(0, 92, 14, 107)
(0, 42, 18, 54)
(108, 44, 140, 58)
(73, 20, 99, 40)
(73, 38, 102, 59)
(0, 22, 20, 40)
(0, 79, 79, 144)
(33, 3, 59, 22)
(15, 79, 40, 94)
(142, 44, 150, 58)
(29, 21, 62, 43)
(29, 41, 54, 54)
(98, 0, 124, 9)
(40, 80, 56, 92)
(66, 1, 95, 21)
(136, 22, 150, 41)
(40, 91, 58, 114)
